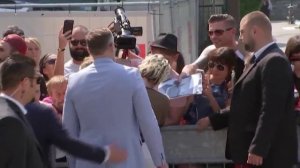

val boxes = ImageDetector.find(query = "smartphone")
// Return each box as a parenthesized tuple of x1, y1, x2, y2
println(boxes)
(63, 19, 74, 34)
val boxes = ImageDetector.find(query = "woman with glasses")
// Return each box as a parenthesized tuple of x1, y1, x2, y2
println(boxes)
(39, 53, 57, 82)
(285, 35, 300, 112)
(183, 47, 236, 124)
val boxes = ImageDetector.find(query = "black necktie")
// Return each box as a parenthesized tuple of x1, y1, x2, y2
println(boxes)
(249, 55, 256, 64)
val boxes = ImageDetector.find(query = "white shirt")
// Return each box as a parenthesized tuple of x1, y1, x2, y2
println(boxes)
(253, 41, 275, 60)
(0, 93, 27, 115)
(64, 60, 80, 78)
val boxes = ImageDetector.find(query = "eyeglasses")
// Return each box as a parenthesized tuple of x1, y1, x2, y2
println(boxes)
(45, 59, 56, 65)
(208, 61, 225, 71)
(289, 53, 300, 62)
(70, 39, 87, 46)
(208, 27, 233, 36)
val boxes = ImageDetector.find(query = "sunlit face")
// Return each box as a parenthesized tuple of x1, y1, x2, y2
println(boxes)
(25, 41, 41, 65)
(0, 41, 11, 62)
(50, 82, 67, 111)
(69, 27, 89, 62)
(207, 61, 229, 82)
(208, 21, 235, 48)
(239, 20, 255, 52)
(42, 54, 57, 80)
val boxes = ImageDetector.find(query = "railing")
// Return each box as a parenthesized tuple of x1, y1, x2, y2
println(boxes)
(161, 126, 230, 164)
(0, 0, 189, 9)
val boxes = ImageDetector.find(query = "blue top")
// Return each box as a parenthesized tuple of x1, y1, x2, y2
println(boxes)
(184, 82, 229, 124)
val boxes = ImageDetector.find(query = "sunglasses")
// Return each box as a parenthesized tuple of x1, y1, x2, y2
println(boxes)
(208, 27, 233, 36)
(289, 57, 300, 62)
(45, 58, 56, 65)
(70, 39, 87, 46)
(208, 61, 225, 71)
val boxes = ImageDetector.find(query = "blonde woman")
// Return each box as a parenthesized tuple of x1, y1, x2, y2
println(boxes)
(139, 54, 190, 126)
(25, 37, 42, 65)
(139, 54, 171, 126)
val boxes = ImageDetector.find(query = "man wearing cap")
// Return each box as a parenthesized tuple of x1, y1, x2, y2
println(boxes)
(0, 34, 27, 63)
(2, 34, 27, 56)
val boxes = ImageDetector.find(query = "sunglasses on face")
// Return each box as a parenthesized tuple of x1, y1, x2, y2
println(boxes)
(46, 59, 56, 65)
(70, 39, 87, 46)
(208, 61, 225, 71)
(289, 53, 300, 62)
(208, 27, 233, 36)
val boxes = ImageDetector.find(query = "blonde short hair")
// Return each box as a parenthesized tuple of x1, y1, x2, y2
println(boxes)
(25, 37, 41, 50)
(138, 54, 171, 85)
(46, 75, 67, 94)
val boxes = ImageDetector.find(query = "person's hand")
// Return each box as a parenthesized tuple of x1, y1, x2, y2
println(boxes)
(107, 144, 128, 163)
(178, 63, 198, 81)
(196, 117, 210, 131)
(203, 73, 213, 98)
(247, 153, 263, 166)
(58, 27, 72, 50)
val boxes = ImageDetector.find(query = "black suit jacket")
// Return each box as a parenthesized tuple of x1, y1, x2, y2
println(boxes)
(210, 43, 298, 168)
(0, 97, 49, 168)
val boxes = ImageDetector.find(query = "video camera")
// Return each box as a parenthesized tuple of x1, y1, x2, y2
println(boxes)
(113, 7, 143, 50)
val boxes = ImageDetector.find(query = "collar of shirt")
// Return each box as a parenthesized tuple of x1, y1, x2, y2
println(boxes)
(0, 93, 27, 115)
(253, 41, 275, 60)
(235, 50, 244, 61)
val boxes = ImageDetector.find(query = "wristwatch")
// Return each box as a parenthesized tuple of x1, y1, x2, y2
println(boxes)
(58, 48, 65, 52)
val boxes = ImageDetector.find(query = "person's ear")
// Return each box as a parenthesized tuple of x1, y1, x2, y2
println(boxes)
(20, 77, 31, 90)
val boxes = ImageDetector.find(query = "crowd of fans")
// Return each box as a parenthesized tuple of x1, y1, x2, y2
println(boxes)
(0, 10, 300, 168)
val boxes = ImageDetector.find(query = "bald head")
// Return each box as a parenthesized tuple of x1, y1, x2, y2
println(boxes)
(241, 11, 272, 35)
(73, 25, 89, 36)
(239, 11, 274, 52)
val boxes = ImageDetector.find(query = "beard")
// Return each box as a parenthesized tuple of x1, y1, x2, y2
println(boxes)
(243, 37, 255, 52)
(69, 47, 89, 62)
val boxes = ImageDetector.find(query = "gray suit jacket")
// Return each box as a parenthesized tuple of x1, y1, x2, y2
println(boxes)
(63, 57, 166, 168)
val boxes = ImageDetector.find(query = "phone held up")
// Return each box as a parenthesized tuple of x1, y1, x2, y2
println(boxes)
(63, 19, 74, 35)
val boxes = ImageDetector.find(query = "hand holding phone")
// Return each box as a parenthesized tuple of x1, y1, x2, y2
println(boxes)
(59, 20, 74, 49)
(63, 19, 74, 35)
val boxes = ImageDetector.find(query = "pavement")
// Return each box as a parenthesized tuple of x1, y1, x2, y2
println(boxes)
(271, 20, 300, 51)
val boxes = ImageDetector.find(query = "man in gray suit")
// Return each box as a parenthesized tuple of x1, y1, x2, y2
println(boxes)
(63, 28, 168, 168)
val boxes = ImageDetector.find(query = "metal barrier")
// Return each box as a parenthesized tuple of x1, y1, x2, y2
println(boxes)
(161, 126, 230, 164)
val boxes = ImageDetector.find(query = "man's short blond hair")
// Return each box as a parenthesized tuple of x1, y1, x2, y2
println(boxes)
(46, 75, 67, 94)
(138, 54, 171, 85)
(25, 37, 41, 50)
(86, 28, 113, 56)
